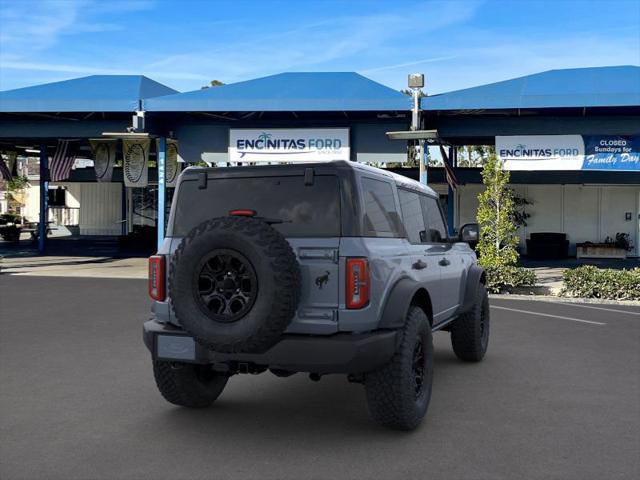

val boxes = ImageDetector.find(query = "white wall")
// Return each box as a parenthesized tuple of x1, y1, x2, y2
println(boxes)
(64, 183, 81, 208)
(23, 182, 40, 222)
(599, 187, 639, 250)
(562, 186, 599, 248)
(78, 182, 122, 235)
(21, 181, 122, 234)
(452, 183, 640, 257)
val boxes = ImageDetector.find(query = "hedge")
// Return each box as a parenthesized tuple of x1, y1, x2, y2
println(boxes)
(561, 266, 640, 300)
(483, 265, 537, 294)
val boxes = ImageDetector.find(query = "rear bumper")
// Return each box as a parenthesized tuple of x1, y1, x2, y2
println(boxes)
(143, 319, 397, 374)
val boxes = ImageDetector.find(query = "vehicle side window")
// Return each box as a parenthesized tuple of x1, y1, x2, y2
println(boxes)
(398, 188, 426, 244)
(361, 177, 402, 237)
(420, 195, 448, 243)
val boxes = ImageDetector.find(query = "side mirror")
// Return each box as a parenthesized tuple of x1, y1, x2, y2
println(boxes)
(459, 223, 479, 243)
(429, 228, 443, 243)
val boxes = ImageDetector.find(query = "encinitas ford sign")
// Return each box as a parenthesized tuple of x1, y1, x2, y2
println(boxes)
(229, 128, 350, 162)
(496, 135, 585, 170)
(497, 135, 640, 171)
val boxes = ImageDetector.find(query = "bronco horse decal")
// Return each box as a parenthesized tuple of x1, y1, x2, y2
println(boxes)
(315, 271, 330, 290)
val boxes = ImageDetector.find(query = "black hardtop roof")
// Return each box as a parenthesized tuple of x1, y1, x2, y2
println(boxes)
(180, 160, 354, 180)
(179, 161, 437, 196)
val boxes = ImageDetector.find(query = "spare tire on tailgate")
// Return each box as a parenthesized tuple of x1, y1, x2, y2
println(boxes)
(169, 216, 301, 353)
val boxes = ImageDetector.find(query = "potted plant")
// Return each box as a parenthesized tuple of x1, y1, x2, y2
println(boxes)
(576, 233, 633, 259)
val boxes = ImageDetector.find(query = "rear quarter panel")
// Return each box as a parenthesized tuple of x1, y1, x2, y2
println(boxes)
(338, 237, 415, 332)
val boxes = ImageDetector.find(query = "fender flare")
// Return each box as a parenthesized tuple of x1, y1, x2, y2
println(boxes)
(459, 265, 486, 314)
(378, 277, 427, 330)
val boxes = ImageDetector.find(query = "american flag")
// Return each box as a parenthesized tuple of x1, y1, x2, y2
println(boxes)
(49, 140, 78, 182)
(0, 156, 12, 181)
(439, 145, 458, 190)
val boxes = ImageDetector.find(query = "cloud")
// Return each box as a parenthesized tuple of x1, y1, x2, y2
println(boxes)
(2, 0, 636, 95)
(137, 1, 484, 89)
(0, 0, 153, 55)
(0, 60, 209, 81)
(417, 29, 640, 94)
(361, 56, 459, 74)
(1, 0, 483, 90)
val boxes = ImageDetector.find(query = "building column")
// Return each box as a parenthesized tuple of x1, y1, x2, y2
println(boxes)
(447, 146, 456, 236)
(38, 144, 48, 254)
(419, 140, 428, 185)
(157, 137, 166, 251)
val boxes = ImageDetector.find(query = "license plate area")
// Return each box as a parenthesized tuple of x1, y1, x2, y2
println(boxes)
(156, 334, 196, 362)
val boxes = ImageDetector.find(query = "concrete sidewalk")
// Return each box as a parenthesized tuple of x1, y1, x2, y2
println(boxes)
(0, 255, 147, 278)
(524, 265, 564, 295)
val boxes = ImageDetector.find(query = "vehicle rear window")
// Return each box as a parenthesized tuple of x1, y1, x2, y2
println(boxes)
(170, 175, 341, 237)
(420, 195, 448, 242)
(398, 188, 425, 244)
(361, 177, 402, 237)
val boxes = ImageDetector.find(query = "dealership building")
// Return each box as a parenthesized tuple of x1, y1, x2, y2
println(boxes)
(0, 65, 638, 257)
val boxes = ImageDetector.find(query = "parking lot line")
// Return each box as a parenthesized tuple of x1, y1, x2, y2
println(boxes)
(491, 305, 606, 326)
(534, 301, 640, 316)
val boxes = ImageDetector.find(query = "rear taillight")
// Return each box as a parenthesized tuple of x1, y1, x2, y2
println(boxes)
(346, 258, 369, 309)
(149, 255, 166, 301)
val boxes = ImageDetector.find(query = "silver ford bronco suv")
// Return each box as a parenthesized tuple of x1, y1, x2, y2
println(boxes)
(144, 161, 488, 430)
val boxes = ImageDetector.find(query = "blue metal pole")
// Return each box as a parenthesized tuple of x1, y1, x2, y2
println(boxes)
(157, 137, 166, 251)
(38, 144, 48, 254)
(420, 140, 428, 185)
(447, 146, 455, 236)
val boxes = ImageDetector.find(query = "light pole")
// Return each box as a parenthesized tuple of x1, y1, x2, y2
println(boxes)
(408, 73, 426, 184)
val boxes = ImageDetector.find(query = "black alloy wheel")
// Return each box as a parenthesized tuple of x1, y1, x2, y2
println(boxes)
(194, 249, 257, 323)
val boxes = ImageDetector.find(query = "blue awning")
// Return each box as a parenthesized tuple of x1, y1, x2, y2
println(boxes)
(145, 72, 411, 112)
(422, 66, 640, 111)
(0, 75, 178, 113)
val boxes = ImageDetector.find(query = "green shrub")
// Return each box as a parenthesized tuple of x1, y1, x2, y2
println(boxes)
(484, 265, 537, 294)
(561, 266, 640, 300)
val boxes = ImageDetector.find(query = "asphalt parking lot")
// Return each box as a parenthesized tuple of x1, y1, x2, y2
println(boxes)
(1, 275, 638, 480)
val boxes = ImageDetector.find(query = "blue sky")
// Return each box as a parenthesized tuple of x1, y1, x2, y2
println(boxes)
(0, 0, 638, 94)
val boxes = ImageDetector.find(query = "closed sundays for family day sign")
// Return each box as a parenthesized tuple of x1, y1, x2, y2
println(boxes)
(496, 135, 640, 171)
(229, 128, 350, 162)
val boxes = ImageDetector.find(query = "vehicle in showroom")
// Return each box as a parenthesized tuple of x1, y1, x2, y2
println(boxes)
(144, 161, 488, 430)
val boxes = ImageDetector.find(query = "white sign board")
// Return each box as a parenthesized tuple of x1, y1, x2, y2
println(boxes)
(229, 128, 350, 163)
(496, 135, 585, 170)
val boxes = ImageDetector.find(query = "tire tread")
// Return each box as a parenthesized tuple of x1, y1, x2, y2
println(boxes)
(153, 361, 227, 408)
(450, 284, 489, 362)
(365, 307, 433, 430)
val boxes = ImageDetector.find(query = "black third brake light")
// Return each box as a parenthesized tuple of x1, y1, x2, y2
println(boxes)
(229, 209, 257, 217)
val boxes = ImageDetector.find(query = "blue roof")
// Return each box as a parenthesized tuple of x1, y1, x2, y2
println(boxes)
(422, 66, 640, 111)
(145, 72, 411, 112)
(0, 75, 178, 113)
